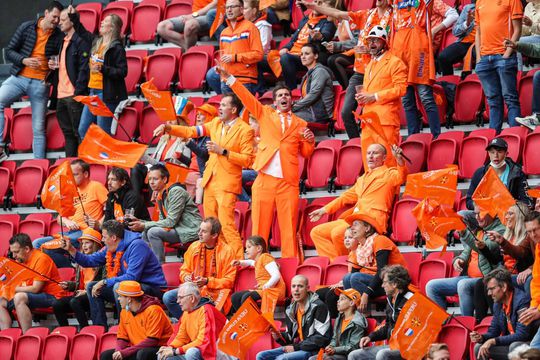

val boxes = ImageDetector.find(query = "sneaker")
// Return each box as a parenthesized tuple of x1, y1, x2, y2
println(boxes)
(515, 114, 540, 131)
(0, 150, 7, 164)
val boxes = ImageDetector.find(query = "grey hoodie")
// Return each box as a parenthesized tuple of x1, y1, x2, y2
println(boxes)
(292, 63, 335, 123)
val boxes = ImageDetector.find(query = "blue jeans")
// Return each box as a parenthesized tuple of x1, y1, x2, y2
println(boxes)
(78, 89, 118, 138)
(425, 276, 477, 316)
(343, 272, 385, 298)
(0, 75, 49, 157)
(402, 84, 441, 138)
(256, 348, 314, 360)
(33, 229, 82, 249)
(167, 348, 203, 360)
(475, 54, 520, 132)
(206, 66, 257, 95)
(238, 169, 257, 202)
(163, 288, 183, 319)
(533, 71, 540, 115)
(531, 326, 540, 349)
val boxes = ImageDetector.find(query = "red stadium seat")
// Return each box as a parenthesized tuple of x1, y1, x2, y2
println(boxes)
(296, 264, 323, 287)
(162, 262, 182, 288)
(276, 257, 299, 297)
(346, 0, 374, 11)
(43, 332, 71, 360)
(0, 167, 10, 207)
(518, 69, 540, 117)
(427, 131, 465, 171)
(139, 106, 163, 145)
(401, 138, 428, 174)
(89, 163, 108, 184)
(146, 47, 182, 90)
(438, 323, 470, 360)
(335, 142, 362, 186)
(14, 327, 50, 360)
(234, 267, 257, 292)
(19, 219, 48, 240)
(300, 204, 330, 248)
(178, 51, 209, 90)
(12, 165, 46, 206)
(101, 2, 132, 36)
(305, 147, 336, 191)
(453, 77, 484, 124)
(469, 323, 490, 360)
(303, 256, 330, 273)
(76, 2, 102, 33)
(0, 328, 21, 360)
(334, 90, 347, 131)
(0, 221, 14, 255)
(324, 263, 348, 286)
(187, 45, 215, 67)
(164, 2, 192, 19)
(9, 109, 34, 152)
(390, 198, 420, 244)
(98, 332, 117, 354)
(458, 135, 489, 179)
(418, 259, 447, 295)
(247, 332, 272, 360)
(70, 333, 99, 360)
(439, 27, 457, 53)
(125, 54, 144, 94)
(523, 131, 540, 175)
(402, 252, 422, 286)
(129, 2, 162, 44)
(46, 111, 66, 151)
(426, 251, 455, 277)
(497, 126, 529, 162)
(113, 106, 139, 141)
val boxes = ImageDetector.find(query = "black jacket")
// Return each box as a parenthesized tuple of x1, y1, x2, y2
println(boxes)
(98, 39, 128, 103)
(466, 158, 532, 210)
(104, 185, 150, 222)
(5, 18, 63, 76)
(369, 290, 414, 342)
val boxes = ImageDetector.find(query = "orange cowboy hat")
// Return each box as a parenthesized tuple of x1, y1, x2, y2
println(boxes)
(116, 280, 145, 297)
(196, 104, 218, 122)
(344, 212, 384, 234)
(79, 228, 103, 247)
(334, 288, 362, 307)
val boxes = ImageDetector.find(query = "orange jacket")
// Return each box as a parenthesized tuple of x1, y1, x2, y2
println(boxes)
(363, 51, 408, 127)
(169, 117, 254, 194)
(323, 164, 407, 232)
(531, 244, 540, 308)
(220, 16, 264, 84)
(230, 79, 315, 186)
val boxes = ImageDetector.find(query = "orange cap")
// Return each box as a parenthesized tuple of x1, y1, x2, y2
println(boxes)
(79, 228, 103, 247)
(334, 288, 362, 306)
(116, 280, 144, 297)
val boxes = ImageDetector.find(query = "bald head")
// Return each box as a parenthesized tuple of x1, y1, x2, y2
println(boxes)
(291, 275, 309, 303)
(366, 143, 387, 170)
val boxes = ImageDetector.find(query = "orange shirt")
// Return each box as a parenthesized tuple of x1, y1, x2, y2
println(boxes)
(19, 19, 53, 80)
(117, 303, 173, 346)
(340, 318, 352, 334)
(348, 250, 360, 272)
(297, 307, 305, 341)
(26, 249, 66, 299)
(88, 44, 105, 89)
(475, 0, 523, 56)
(71, 181, 108, 229)
(502, 291, 515, 334)
(360, 235, 407, 274)
(57, 33, 75, 99)
(81, 267, 97, 287)
(192, 0, 212, 12)
(467, 251, 483, 278)
(290, 15, 327, 55)
(254, 253, 286, 300)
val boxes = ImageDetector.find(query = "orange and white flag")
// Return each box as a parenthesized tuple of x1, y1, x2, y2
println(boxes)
(41, 161, 78, 217)
(141, 79, 177, 121)
(404, 165, 458, 207)
(472, 167, 516, 221)
(74, 95, 114, 117)
(267, 50, 282, 77)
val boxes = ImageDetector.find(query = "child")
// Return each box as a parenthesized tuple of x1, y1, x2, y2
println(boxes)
(309, 288, 367, 360)
(52, 228, 105, 328)
(316, 227, 361, 318)
(230, 235, 286, 314)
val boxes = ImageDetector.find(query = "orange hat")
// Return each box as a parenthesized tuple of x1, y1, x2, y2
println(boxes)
(334, 288, 362, 307)
(344, 212, 383, 234)
(196, 104, 218, 122)
(116, 280, 144, 297)
(79, 228, 103, 247)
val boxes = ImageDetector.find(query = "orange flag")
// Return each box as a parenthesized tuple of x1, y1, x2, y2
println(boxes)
(141, 79, 177, 121)
(74, 95, 114, 117)
(403, 165, 458, 207)
(528, 188, 540, 198)
(267, 50, 282, 77)
(210, 0, 225, 37)
(260, 289, 280, 317)
(218, 297, 277, 360)
(0, 257, 40, 300)
(165, 163, 189, 185)
(212, 288, 231, 311)
(389, 292, 449, 359)
(41, 161, 78, 217)
(78, 124, 148, 168)
(412, 198, 465, 250)
(354, 111, 389, 145)
(472, 166, 516, 221)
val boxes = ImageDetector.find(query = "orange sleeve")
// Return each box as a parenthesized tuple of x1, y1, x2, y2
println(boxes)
(168, 125, 207, 139)
(145, 306, 172, 340)
(375, 57, 408, 103)
(299, 131, 315, 159)
(324, 185, 358, 214)
(230, 79, 267, 122)
(373, 235, 394, 253)
(226, 126, 255, 169)
(170, 315, 191, 348)
(117, 311, 130, 341)
(180, 308, 208, 352)
(236, 26, 264, 65)
(179, 244, 197, 282)
(531, 245, 540, 308)
(387, 164, 408, 187)
(207, 246, 236, 290)
(511, 0, 524, 19)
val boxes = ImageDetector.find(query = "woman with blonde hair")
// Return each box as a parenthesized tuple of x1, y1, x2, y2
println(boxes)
(78, 14, 127, 138)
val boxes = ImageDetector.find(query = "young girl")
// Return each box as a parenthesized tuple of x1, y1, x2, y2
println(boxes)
(230, 235, 286, 314)
(52, 228, 105, 328)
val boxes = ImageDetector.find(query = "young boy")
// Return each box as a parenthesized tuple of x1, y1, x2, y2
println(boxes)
(309, 288, 368, 360)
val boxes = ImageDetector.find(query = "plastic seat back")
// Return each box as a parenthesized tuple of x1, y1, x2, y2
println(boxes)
(418, 259, 447, 295)
(162, 262, 182, 288)
(130, 3, 161, 43)
(305, 147, 336, 189)
(458, 136, 489, 179)
(438, 323, 469, 360)
(402, 252, 422, 286)
(296, 264, 323, 288)
(453, 78, 484, 124)
(178, 52, 209, 90)
(276, 257, 299, 297)
(324, 263, 348, 286)
(125, 55, 144, 94)
(12, 166, 45, 205)
(46, 111, 66, 151)
(139, 106, 162, 145)
(390, 199, 420, 244)
(335, 143, 363, 186)
(9, 111, 33, 152)
(113, 106, 139, 141)
(234, 266, 257, 292)
(523, 132, 540, 175)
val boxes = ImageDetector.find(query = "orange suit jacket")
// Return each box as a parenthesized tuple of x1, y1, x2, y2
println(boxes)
(169, 117, 255, 194)
(363, 51, 408, 127)
(230, 79, 314, 186)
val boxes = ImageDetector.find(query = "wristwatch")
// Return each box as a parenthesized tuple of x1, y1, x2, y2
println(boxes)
(102, 279, 108, 286)
(222, 149, 228, 157)
(192, 11, 199, 17)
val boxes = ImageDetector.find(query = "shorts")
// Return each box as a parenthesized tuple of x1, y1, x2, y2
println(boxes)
(9, 292, 57, 309)
(169, 12, 212, 34)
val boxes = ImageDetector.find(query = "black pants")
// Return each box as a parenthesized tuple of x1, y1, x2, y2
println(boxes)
(473, 278, 493, 323)
(437, 42, 473, 76)
(131, 163, 150, 202)
(230, 290, 261, 315)
(53, 294, 91, 327)
(316, 287, 340, 318)
(56, 96, 83, 157)
(341, 72, 364, 139)
(100, 347, 160, 360)
(327, 53, 354, 89)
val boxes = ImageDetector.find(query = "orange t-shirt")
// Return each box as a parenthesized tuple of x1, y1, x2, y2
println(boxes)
(19, 19, 53, 81)
(467, 251, 483, 278)
(297, 307, 305, 341)
(392, 0, 429, 30)
(290, 15, 327, 55)
(88, 44, 106, 90)
(254, 253, 286, 299)
(71, 180, 108, 229)
(81, 267, 97, 287)
(340, 318, 352, 334)
(348, 250, 360, 272)
(26, 249, 66, 299)
(117, 303, 173, 346)
(192, 0, 212, 12)
(360, 235, 407, 274)
(57, 33, 76, 99)
(475, 0, 523, 56)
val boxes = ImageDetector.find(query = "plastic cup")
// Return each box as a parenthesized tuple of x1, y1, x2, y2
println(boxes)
(355, 85, 364, 95)
(50, 55, 59, 69)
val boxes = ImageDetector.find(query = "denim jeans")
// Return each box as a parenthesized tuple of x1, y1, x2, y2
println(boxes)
(533, 71, 540, 115)
(531, 326, 540, 349)
(348, 345, 403, 360)
(343, 272, 385, 298)
(402, 84, 441, 138)
(163, 288, 182, 319)
(0, 75, 49, 157)
(341, 72, 364, 139)
(238, 169, 258, 202)
(33, 229, 82, 249)
(78, 89, 118, 138)
(206, 67, 257, 95)
(475, 54, 520, 132)
(280, 52, 305, 90)
(425, 276, 477, 316)
(167, 348, 203, 360)
(256, 347, 314, 360)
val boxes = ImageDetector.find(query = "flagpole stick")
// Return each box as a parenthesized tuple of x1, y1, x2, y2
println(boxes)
(6, 258, 62, 285)
(59, 179, 66, 242)
(392, 143, 412, 164)
(445, 312, 474, 332)
(112, 114, 133, 141)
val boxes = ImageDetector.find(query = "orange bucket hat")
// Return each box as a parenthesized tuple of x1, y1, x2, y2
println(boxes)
(116, 280, 144, 297)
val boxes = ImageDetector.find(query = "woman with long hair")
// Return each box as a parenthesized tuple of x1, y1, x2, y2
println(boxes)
(78, 14, 127, 138)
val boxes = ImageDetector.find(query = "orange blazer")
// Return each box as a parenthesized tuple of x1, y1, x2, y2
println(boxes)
(169, 117, 255, 194)
(363, 51, 408, 127)
(324, 164, 408, 232)
(230, 79, 315, 186)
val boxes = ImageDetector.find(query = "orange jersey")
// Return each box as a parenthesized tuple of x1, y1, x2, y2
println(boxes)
(475, 0, 523, 56)
(26, 250, 66, 299)
(71, 180, 108, 229)
(392, 0, 431, 30)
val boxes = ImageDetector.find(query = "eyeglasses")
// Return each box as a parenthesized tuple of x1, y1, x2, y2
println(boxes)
(177, 294, 193, 301)
(225, 5, 241, 9)
(486, 285, 501, 292)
